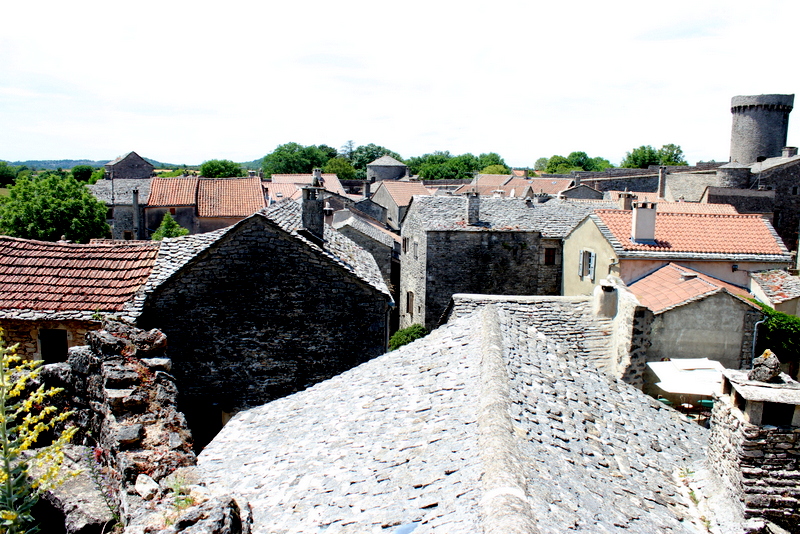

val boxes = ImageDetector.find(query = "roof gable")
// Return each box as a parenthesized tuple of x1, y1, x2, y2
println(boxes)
(373, 180, 430, 206)
(0, 237, 160, 318)
(269, 174, 346, 196)
(629, 263, 755, 314)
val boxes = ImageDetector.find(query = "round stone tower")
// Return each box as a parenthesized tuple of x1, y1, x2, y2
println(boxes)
(730, 94, 794, 164)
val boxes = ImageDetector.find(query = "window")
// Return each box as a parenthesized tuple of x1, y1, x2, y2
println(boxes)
(123, 231, 134, 240)
(578, 250, 596, 281)
(39, 329, 68, 363)
(402, 237, 409, 254)
(406, 292, 415, 317)
(413, 241, 418, 260)
(169, 207, 177, 215)
(544, 248, 556, 266)
(793, 186, 799, 195)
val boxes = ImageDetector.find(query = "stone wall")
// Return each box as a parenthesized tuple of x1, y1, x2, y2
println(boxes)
(755, 161, 800, 249)
(137, 216, 390, 447)
(337, 225, 393, 286)
(106, 155, 154, 180)
(367, 163, 407, 182)
(609, 284, 653, 388)
(708, 396, 800, 532)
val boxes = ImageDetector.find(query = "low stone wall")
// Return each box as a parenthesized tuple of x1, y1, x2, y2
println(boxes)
(708, 396, 800, 532)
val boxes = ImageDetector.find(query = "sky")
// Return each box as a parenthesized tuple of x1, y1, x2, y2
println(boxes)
(2, 0, 799, 168)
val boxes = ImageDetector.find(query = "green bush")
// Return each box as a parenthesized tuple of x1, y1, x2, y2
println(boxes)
(389, 324, 428, 351)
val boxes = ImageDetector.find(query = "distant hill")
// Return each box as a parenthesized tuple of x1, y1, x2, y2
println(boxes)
(2, 157, 260, 170)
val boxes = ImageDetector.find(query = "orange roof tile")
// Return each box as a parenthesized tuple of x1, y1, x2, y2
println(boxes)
(198, 177, 266, 218)
(629, 263, 754, 314)
(594, 209, 788, 256)
(378, 181, 431, 206)
(264, 182, 301, 202)
(0, 237, 160, 313)
(270, 174, 346, 196)
(657, 202, 738, 214)
(148, 177, 199, 206)
(474, 174, 512, 188)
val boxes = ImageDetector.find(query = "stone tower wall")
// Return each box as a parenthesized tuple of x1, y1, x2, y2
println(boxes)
(730, 94, 794, 164)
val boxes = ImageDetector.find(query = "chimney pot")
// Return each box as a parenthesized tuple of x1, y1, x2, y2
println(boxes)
(466, 191, 480, 225)
(783, 146, 798, 158)
(631, 201, 657, 243)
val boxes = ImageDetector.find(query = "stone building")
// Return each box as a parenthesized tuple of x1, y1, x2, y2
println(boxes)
(399, 194, 613, 330)
(144, 175, 266, 235)
(88, 178, 151, 239)
(199, 291, 748, 533)
(0, 237, 160, 362)
(131, 199, 393, 447)
(369, 180, 431, 230)
(365, 154, 408, 182)
(563, 201, 792, 296)
(103, 151, 154, 180)
(628, 263, 762, 371)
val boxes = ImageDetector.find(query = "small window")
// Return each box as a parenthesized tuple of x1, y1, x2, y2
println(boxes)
(413, 241, 418, 260)
(578, 250, 596, 281)
(169, 207, 177, 215)
(39, 329, 68, 363)
(792, 186, 799, 195)
(123, 231, 133, 240)
(402, 237, 409, 254)
(544, 248, 556, 265)
(406, 292, 414, 317)
(106, 208, 114, 219)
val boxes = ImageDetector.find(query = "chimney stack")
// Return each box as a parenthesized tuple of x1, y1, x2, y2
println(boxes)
(783, 146, 798, 158)
(466, 191, 480, 225)
(301, 186, 324, 240)
(132, 188, 140, 240)
(618, 191, 634, 210)
(363, 180, 371, 199)
(631, 202, 657, 243)
(657, 166, 667, 199)
(592, 280, 618, 318)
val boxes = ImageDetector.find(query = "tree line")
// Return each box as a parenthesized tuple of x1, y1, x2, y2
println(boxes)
(534, 144, 687, 174)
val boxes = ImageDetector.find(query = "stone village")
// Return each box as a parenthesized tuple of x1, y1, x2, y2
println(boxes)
(2, 94, 800, 533)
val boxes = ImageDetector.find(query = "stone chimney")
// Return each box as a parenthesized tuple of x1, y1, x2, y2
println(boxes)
(782, 146, 798, 158)
(618, 191, 634, 210)
(592, 279, 618, 318)
(301, 186, 324, 241)
(312, 168, 322, 187)
(657, 166, 667, 199)
(132, 188, 140, 240)
(363, 180, 371, 199)
(630, 202, 657, 243)
(466, 191, 480, 225)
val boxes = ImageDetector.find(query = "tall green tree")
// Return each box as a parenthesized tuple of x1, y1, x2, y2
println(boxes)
(200, 159, 243, 178)
(350, 144, 403, 180)
(658, 144, 688, 166)
(479, 164, 511, 175)
(0, 163, 17, 187)
(0, 174, 109, 242)
(261, 143, 335, 177)
(323, 157, 356, 180)
(151, 212, 189, 240)
(533, 157, 548, 171)
(621, 144, 687, 168)
(70, 165, 95, 183)
(477, 152, 507, 170)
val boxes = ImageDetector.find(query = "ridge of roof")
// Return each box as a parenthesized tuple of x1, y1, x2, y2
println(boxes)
(367, 155, 406, 166)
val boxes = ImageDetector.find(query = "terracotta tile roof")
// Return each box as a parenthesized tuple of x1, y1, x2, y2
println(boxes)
(509, 178, 574, 195)
(629, 263, 754, 314)
(0, 236, 160, 316)
(511, 169, 527, 177)
(750, 269, 800, 304)
(593, 209, 790, 259)
(197, 177, 266, 218)
(263, 182, 301, 203)
(657, 202, 738, 214)
(376, 181, 431, 207)
(270, 174, 346, 196)
(473, 174, 512, 188)
(147, 177, 199, 206)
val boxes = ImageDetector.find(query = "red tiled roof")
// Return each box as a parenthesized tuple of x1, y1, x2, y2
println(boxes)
(0, 237, 160, 312)
(657, 202, 738, 214)
(508, 178, 573, 195)
(147, 177, 199, 206)
(263, 182, 301, 202)
(198, 177, 266, 218)
(594, 210, 786, 255)
(378, 181, 431, 206)
(474, 174, 512, 188)
(629, 263, 753, 314)
(270, 174, 346, 196)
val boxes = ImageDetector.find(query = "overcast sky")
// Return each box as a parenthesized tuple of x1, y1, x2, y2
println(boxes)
(2, 0, 799, 167)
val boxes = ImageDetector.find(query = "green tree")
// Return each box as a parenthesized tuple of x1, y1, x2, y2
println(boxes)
(620, 145, 661, 169)
(567, 151, 592, 171)
(262, 143, 334, 178)
(323, 157, 356, 180)
(658, 144, 688, 166)
(200, 159, 243, 178)
(350, 144, 404, 179)
(151, 212, 190, 240)
(591, 157, 614, 171)
(533, 157, 548, 171)
(70, 165, 95, 183)
(0, 334, 77, 533)
(388, 324, 428, 351)
(0, 174, 109, 242)
(0, 163, 16, 187)
(545, 155, 580, 174)
(339, 140, 356, 161)
(479, 164, 511, 175)
(477, 152, 507, 170)
(88, 168, 105, 184)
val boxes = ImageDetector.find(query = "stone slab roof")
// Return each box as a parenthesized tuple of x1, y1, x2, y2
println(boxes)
(0, 236, 160, 320)
(147, 177, 199, 206)
(270, 174, 346, 196)
(628, 263, 755, 314)
(375, 181, 431, 207)
(367, 155, 406, 167)
(471, 174, 512, 188)
(749, 269, 800, 304)
(724, 369, 800, 404)
(88, 179, 152, 205)
(406, 196, 616, 239)
(749, 154, 800, 174)
(332, 211, 397, 249)
(197, 176, 266, 218)
(514, 177, 574, 195)
(592, 210, 791, 262)
(200, 302, 738, 533)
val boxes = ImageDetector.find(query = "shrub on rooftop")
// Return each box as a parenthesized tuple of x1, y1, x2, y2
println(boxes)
(389, 324, 428, 351)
